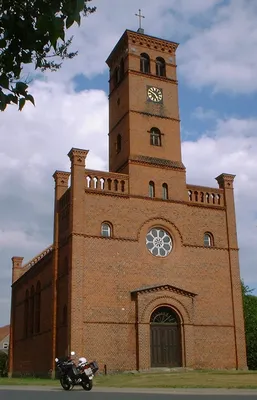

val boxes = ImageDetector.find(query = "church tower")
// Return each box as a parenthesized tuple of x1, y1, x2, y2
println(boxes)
(106, 28, 183, 172)
(106, 28, 186, 200)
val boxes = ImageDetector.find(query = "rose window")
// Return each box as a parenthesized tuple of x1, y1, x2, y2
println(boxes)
(146, 228, 172, 257)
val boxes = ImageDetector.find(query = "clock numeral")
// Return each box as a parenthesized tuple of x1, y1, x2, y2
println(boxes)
(147, 86, 163, 103)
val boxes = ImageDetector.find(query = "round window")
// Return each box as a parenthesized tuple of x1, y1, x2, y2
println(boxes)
(146, 228, 173, 257)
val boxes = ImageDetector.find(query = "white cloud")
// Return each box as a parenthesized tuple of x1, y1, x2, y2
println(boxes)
(0, 230, 43, 249)
(179, 0, 257, 93)
(20, 1, 257, 95)
(24, 0, 224, 84)
(0, 81, 109, 325)
(182, 117, 257, 283)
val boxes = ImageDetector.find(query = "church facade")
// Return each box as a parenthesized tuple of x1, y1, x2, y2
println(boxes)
(9, 29, 247, 376)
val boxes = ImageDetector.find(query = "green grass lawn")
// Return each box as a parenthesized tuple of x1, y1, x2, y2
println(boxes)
(1, 370, 257, 389)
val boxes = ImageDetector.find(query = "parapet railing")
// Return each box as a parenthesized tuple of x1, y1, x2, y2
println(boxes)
(187, 184, 224, 207)
(85, 169, 129, 195)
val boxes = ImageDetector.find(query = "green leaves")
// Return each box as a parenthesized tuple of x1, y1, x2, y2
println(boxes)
(242, 280, 257, 370)
(0, 0, 96, 111)
(15, 82, 28, 95)
(0, 80, 35, 112)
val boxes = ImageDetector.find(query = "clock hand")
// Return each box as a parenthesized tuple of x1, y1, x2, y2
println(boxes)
(149, 89, 158, 100)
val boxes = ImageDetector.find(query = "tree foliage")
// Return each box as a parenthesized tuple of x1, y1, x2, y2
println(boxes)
(241, 280, 257, 370)
(0, 351, 8, 377)
(0, 0, 96, 111)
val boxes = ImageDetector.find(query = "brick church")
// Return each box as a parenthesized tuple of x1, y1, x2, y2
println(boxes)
(9, 27, 247, 376)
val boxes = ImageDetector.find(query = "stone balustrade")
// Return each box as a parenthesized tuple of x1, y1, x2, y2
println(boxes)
(85, 169, 129, 194)
(187, 185, 224, 207)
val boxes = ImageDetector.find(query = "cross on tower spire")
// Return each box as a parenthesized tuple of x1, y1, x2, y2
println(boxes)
(135, 9, 145, 34)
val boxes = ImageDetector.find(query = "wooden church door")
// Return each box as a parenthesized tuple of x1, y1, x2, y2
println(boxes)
(150, 306, 182, 368)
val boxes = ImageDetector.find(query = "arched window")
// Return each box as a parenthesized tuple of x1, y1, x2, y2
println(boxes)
(140, 53, 150, 73)
(121, 180, 125, 192)
(114, 179, 118, 191)
(162, 183, 168, 200)
(101, 222, 112, 237)
(107, 178, 112, 190)
(24, 290, 29, 338)
(149, 181, 155, 198)
(151, 306, 179, 324)
(150, 128, 161, 146)
(35, 281, 41, 334)
(29, 286, 35, 336)
(156, 57, 166, 77)
(204, 232, 214, 247)
(116, 134, 122, 153)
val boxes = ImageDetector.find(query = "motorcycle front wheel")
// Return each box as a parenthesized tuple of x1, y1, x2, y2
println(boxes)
(81, 378, 93, 391)
(60, 376, 72, 391)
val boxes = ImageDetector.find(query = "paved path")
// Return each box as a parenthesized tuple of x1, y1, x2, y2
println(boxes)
(1, 386, 257, 399)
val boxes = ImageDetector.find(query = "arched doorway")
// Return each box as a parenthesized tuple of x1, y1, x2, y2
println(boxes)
(150, 306, 182, 367)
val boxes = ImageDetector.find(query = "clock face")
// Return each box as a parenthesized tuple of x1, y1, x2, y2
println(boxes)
(147, 86, 163, 103)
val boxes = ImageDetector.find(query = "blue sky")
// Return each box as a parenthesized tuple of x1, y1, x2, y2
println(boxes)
(0, 0, 257, 326)
(73, 65, 257, 141)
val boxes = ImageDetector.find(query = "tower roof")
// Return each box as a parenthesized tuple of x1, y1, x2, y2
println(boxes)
(106, 29, 179, 68)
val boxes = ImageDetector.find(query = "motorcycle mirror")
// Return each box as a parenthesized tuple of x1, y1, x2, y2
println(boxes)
(55, 358, 59, 362)
(70, 351, 75, 356)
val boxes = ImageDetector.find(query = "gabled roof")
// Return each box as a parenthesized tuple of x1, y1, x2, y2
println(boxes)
(0, 325, 9, 341)
(131, 284, 197, 298)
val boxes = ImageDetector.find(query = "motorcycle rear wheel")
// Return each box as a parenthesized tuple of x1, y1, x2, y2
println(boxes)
(60, 376, 72, 391)
(81, 379, 93, 391)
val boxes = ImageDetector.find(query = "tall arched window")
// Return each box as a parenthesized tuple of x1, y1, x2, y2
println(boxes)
(162, 183, 168, 200)
(150, 128, 161, 146)
(149, 181, 155, 198)
(140, 53, 150, 73)
(116, 134, 122, 153)
(35, 281, 41, 334)
(29, 286, 35, 336)
(156, 57, 166, 77)
(204, 232, 214, 247)
(101, 222, 112, 237)
(24, 290, 29, 338)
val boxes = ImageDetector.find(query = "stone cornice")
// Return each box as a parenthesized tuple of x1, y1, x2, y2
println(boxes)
(183, 244, 239, 251)
(129, 155, 185, 170)
(106, 29, 179, 68)
(131, 284, 197, 298)
(82, 187, 227, 212)
(127, 30, 178, 53)
(109, 109, 180, 136)
(128, 69, 178, 85)
(52, 170, 70, 185)
(68, 148, 89, 165)
(12, 245, 54, 286)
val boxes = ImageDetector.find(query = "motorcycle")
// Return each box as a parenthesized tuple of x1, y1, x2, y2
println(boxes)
(55, 351, 99, 391)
